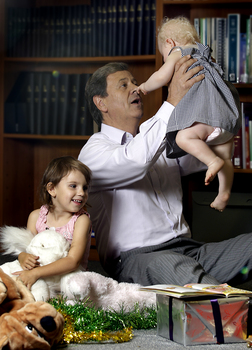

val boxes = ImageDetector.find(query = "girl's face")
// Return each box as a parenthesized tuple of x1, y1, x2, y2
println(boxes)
(50, 170, 88, 213)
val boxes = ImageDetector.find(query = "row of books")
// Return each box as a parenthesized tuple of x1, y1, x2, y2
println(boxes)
(4, 72, 94, 136)
(194, 14, 252, 83)
(232, 103, 252, 169)
(6, 0, 156, 58)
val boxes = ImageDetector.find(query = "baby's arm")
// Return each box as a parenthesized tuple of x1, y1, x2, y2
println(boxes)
(13, 214, 91, 289)
(18, 209, 40, 270)
(137, 50, 181, 94)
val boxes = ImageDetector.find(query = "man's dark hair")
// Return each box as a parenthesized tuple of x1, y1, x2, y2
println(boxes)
(85, 62, 129, 129)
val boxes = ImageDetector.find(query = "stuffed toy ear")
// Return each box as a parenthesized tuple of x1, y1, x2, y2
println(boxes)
(0, 335, 8, 349)
(0, 269, 21, 302)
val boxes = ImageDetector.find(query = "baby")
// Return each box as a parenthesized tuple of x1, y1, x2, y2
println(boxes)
(137, 16, 241, 211)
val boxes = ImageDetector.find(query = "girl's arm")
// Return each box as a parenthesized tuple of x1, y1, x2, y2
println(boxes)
(137, 50, 181, 94)
(18, 209, 40, 270)
(13, 214, 91, 290)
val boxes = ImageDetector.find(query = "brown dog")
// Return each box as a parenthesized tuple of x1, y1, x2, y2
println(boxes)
(0, 268, 64, 349)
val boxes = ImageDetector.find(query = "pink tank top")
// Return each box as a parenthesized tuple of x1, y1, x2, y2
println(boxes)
(36, 205, 91, 270)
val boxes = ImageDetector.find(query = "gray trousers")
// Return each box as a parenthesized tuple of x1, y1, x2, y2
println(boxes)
(114, 234, 252, 288)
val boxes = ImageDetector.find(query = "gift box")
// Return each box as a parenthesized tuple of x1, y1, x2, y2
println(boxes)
(156, 294, 250, 346)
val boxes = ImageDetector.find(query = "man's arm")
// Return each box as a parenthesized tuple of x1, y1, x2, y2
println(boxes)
(79, 57, 205, 189)
(167, 55, 204, 107)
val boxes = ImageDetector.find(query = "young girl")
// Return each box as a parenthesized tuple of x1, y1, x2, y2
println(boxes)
(137, 16, 241, 212)
(13, 156, 92, 290)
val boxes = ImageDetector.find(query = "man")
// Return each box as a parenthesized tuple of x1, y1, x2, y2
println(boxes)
(78, 57, 252, 288)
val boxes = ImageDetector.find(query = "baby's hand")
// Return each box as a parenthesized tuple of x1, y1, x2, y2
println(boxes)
(137, 84, 148, 95)
(18, 252, 40, 270)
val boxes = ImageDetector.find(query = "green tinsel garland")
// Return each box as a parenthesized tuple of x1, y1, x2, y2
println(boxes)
(49, 297, 157, 344)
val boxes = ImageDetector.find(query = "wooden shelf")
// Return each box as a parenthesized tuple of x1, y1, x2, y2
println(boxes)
(4, 55, 156, 63)
(163, 0, 252, 3)
(3, 133, 91, 140)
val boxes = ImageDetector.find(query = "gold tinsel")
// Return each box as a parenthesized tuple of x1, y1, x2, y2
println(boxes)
(60, 312, 134, 344)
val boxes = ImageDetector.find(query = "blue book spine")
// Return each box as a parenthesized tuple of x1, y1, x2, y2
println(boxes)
(227, 13, 240, 83)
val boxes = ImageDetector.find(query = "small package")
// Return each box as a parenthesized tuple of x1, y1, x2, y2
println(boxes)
(157, 294, 249, 345)
(140, 283, 252, 346)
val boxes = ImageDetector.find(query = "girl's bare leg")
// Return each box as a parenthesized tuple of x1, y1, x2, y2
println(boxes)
(176, 125, 234, 211)
(176, 124, 224, 185)
(209, 139, 234, 211)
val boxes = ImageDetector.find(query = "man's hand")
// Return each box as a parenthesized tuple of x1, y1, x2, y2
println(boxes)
(167, 55, 205, 107)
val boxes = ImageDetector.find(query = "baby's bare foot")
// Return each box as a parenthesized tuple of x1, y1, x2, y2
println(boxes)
(210, 192, 230, 212)
(205, 157, 224, 185)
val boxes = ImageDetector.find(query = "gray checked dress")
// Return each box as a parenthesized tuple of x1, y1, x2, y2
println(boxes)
(166, 42, 241, 158)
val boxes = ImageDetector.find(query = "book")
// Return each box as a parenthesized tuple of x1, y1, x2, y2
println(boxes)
(4, 72, 28, 133)
(194, 18, 200, 37)
(232, 128, 242, 169)
(68, 74, 81, 135)
(248, 16, 252, 83)
(128, 0, 136, 55)
(7, 7, 14, 57)
(49, 73, 60, 135)
(34, 72, 43, 134)
(75, 5, 82, 57)
(40, 72, 52, 134)
(135, 0, 144, 55)
(43, 6, 51, 57)
(15, 73, 30, 133)
(140, 283, 252, 299)
(90, 0, 98, 57)
(65, 5, 72, 57)
(86, 5, 93, 57)
(111, 0, 118, 56)
(117, 0, 124, 56)
(26, 72, 35, 134)
(96, 0, 103, 56)
(54, 6, 62, 57)
(150, 0, 156, 54)
(122, 0, 130, 56)
(227, 13, 240, 83)
(79, 74, 93, 135)
(142, 0, 151, 55)
(239, 32, 247, 83)
(71, 5, 78, 57)
(58, 74, 70, 135)
(250, 119, 252, 169)
(241, 102, 251, 169)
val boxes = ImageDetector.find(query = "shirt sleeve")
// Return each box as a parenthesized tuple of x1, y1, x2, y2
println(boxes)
(178, 153, 207, 176)
(78, 102, 174, 190)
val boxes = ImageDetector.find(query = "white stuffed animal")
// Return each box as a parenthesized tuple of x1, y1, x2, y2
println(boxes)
(0, 226, 80, 301)
(0, 226, 156, 311)
(63, 271, 156, 312)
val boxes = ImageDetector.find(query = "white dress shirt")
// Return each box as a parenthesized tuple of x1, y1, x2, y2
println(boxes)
(78, 102, 205, 269)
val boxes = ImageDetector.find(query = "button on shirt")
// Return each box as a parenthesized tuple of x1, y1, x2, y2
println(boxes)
(78, 102, 205, 270)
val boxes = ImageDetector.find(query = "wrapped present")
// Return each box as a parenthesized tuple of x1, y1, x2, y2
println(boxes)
(157, 294, 250, 346)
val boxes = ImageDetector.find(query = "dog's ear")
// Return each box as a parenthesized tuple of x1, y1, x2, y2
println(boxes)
(0, 335, 8, 349)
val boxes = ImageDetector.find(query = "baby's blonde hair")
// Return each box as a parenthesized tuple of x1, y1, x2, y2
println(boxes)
(158, 16, 200, 46)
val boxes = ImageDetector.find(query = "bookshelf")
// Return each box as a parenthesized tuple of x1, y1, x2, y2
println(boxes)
(155, 0, 252, 232)
(0, 0, 252, 236)
(0, 0, 159, 230)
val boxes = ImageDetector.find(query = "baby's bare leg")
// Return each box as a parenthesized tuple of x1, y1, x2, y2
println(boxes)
(176, 123, 224, 185)
(209, 138, 234, 211)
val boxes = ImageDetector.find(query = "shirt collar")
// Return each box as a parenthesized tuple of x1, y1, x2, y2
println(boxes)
(101, 123, 133, 145)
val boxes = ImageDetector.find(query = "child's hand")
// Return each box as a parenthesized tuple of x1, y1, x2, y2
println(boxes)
(13, 269, 38, 290)
(18, 252, 40, 270)
(137, 84, 148, 95)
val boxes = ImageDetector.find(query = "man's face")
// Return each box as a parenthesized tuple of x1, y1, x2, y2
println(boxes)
(101, 70, 143, 130)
